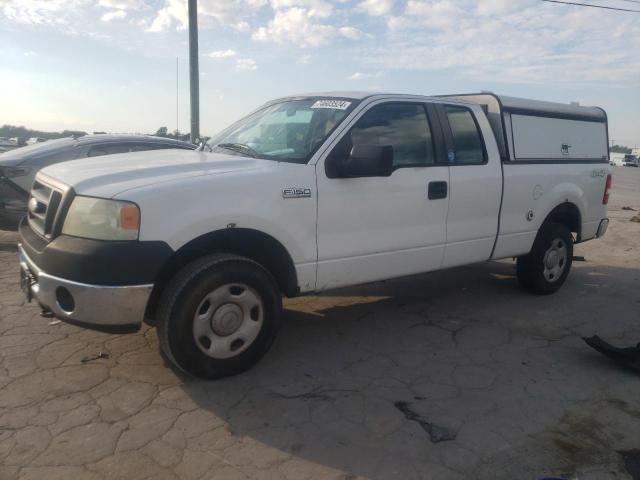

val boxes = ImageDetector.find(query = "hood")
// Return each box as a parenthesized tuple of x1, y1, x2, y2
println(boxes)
(39, 149, 276, 198)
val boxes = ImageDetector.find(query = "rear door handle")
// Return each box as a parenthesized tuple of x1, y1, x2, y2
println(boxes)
(428, 181, 448, 200)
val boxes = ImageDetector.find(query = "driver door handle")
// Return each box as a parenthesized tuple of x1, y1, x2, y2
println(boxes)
(428, 181, 448, 200)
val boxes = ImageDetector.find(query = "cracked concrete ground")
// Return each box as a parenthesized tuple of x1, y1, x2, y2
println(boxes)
(1, 169, 639, 480)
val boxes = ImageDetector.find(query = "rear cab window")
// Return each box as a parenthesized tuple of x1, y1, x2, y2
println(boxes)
(442, 105, 486, 165)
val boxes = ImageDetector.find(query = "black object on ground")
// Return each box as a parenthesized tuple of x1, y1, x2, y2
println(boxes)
(394, 401, 457, 443)
(618, 450, 640, 480)
(583, 335, 640, 373)
(81, 352, 110, 363)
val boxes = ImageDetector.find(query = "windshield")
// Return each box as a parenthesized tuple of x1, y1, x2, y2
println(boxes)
(204, 98, 358, 164)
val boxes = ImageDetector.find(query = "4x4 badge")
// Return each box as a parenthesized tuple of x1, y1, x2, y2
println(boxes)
(282, 188, 311, 199)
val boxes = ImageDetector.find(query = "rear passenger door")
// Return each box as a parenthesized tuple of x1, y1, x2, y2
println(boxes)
(437, 103, 502, 267)
(316, 100, 450, 290)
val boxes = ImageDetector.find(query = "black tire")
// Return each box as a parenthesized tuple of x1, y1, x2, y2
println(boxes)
(516, 222, 573, 295)
(156, 253, 282, 379)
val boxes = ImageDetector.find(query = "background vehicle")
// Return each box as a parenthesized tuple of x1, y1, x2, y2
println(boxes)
(610, 152, 626, 166)
(0, 134, 195, 227)
(622, 154, 638, 167)
(18, 92, 611, 379)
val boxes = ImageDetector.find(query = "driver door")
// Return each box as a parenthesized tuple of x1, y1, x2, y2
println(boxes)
(315, 100, 450, 290)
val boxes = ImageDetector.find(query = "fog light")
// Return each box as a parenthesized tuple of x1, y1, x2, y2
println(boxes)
(56, 287, 75, 313)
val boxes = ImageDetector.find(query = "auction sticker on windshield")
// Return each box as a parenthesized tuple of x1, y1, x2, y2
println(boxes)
(311, 100, 352, 110)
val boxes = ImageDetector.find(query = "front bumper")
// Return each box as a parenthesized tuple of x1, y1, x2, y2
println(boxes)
(19, 245, 151, 329)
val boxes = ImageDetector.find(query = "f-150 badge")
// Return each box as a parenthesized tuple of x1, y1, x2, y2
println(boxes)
(282, 188, 311, 199)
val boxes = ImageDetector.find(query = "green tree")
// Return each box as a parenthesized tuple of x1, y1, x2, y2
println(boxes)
(155, 126, 169, 137)
(610, 145, 631, 154)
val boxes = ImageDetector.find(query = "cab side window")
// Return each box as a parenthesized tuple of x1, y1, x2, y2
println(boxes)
(444, 106, 485, 164)
(348, 103, 435, 168)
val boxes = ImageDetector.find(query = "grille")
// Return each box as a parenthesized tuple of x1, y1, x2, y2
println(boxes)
(27, 179, 63, 238)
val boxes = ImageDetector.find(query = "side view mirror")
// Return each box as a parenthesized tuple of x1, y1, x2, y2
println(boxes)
(336, 144, 394, 178)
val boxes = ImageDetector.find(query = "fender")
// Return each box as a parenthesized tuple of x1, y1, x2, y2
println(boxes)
(533, 181, 586, 234)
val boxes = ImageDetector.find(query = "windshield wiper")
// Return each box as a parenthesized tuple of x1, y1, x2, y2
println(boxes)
(216, 143, 259, 158)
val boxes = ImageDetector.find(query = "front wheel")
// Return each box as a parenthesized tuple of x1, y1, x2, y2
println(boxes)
(157, 253, 282, 379)
(516, 222, 573, 295)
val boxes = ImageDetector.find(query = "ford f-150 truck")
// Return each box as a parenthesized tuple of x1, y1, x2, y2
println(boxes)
(18, 92, 611, 379)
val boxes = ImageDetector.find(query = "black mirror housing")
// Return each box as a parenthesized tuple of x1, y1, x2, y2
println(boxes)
(338, 145, 394, 178)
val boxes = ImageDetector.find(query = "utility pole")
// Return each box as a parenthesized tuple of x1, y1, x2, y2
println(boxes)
(176, 56, 179, 136)
(188, 0, 200, 143)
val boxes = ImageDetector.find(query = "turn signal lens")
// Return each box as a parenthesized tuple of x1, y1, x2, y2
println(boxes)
(603, 174, 612, 205)
(120, 205, 140, 230)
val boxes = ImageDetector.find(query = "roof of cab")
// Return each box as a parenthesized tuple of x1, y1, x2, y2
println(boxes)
(275, 91, 383, 101)
(278, 91, 606, 122)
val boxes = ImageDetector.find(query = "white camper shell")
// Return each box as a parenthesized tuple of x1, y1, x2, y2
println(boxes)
(439, 93, 609, 163)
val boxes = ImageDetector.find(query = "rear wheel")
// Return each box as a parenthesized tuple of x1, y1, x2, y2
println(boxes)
(516, 222, 573, 295)
(157, 253, 282, 379)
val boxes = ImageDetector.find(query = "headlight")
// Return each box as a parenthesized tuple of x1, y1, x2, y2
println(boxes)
(62, 196, 140, 241)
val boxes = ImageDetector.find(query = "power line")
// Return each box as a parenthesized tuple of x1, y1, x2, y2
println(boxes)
(541, 0, 640, 12)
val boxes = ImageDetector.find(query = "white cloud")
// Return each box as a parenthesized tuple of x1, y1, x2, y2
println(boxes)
(362, 0, 640, 86)
(146, 0, 186, 32)
(357, 0, 393, 16)
(348, 71, 382, 80)
(339, 26, 364, 39)
(1, 0, 89, 26)
(146, 0, 264, 32)
(269, 0, 333, 18)
(235, 58, 258, 71)
(2, 0, 638, 90)
(207, 49, 237, 58)
(231, 21, 250, 32)
(299, 54, 312, 64)
(101, 10, 127, 22)
(253, 6, 364, 47)
(98, 0, 142, 9)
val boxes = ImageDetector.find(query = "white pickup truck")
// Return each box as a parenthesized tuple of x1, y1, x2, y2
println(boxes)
(18, 92, 611, 379)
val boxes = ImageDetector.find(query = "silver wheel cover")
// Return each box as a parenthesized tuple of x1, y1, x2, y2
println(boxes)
(542, 238, 568, 283)
(192, 283, 264, 359)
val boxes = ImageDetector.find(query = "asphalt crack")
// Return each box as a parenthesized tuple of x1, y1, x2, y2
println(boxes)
(394, 401, 457, 443)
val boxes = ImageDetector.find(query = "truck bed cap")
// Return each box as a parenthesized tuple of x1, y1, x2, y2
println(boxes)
(439, 92, 606, 122)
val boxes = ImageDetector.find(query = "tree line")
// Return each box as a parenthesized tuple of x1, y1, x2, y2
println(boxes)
(0, 124, 195, 146)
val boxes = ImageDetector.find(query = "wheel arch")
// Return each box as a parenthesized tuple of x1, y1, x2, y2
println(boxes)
(145, 227, 298, 321)
(541, 201, 582, 241)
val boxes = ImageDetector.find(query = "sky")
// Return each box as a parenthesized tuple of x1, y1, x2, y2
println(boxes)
(0, 0, 639, 147)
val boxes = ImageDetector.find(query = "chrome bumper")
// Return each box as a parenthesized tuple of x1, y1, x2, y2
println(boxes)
(19, 245, 152, 328)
